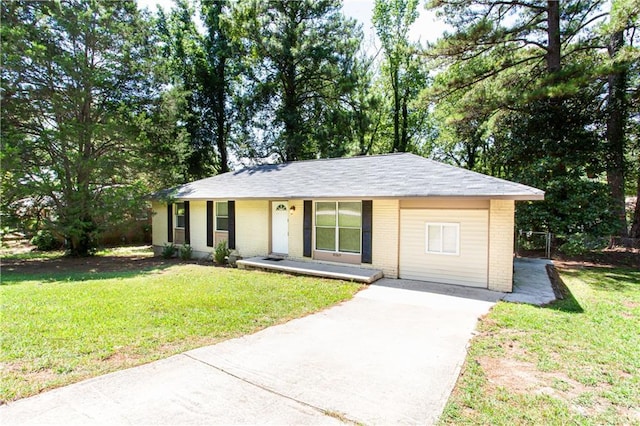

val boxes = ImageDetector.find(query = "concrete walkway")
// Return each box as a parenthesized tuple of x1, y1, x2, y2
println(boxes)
(0, 280, 500, 425)
(504, 257, 556, 305)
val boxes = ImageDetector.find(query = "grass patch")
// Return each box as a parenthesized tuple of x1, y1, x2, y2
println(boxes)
(93, 245, 155, 257)
(0, 250, 66, 261)
(440, 267, 640, 425)
(0, 245, 154, 261)
(0, 264, 362, 403)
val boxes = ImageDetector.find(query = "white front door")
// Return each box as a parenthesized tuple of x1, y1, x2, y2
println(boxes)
(271, 201, 289, 255)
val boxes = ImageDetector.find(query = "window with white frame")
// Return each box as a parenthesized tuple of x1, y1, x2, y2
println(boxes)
(216, 201, 228, 231)
(425, 223, 459, 255)
(315, 201, 361, 254)
(175, 202, 186, 228)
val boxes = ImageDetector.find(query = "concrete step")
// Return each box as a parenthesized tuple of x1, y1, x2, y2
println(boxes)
(237, 257, 383, 284)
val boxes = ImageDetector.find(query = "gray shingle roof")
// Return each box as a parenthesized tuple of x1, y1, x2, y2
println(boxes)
(154, 153, 544, 200)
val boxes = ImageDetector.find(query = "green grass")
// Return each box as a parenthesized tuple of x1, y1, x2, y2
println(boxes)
(0, 264, 362, 403)
(0, 244, 154, 261)
(93, 245, 155, 257)
(440, 267, 640, 425)
(0, 250, 66, 261)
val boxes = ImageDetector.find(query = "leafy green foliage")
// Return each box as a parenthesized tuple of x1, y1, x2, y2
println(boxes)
(161, 243, 177, 259)
(516, 178, 617, 238)
(178, 244, 192, 260)
(1, 1, 162, 255)
(157, 0, 237, 177)
(372, 0, 431, 153)
(214, 240, 230, 265)
(231, 0, 362, 161)
(425, 0, 640, 238)
(29, 230, 61, 251)
(557, 233, 609, 256)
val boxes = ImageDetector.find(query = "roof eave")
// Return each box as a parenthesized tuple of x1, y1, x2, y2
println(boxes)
(154, 193, 546, 201)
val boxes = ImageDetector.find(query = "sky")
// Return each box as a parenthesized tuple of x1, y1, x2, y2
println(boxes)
(137, 0, 451, 49)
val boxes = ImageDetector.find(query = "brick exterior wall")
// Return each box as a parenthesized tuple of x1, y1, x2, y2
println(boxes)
(372, 199, 400, 278)
(235, 200, 269, 258)
(488, 200, 515, 292)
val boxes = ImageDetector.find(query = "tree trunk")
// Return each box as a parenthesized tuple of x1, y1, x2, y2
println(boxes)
(546, 0, 561, 74)
(207, 1, 229, 173)
(399, 89, 409, 152)
(282, 3, 300, 162)
(392, 66, 400, 152)
(605, 30, 628, 237)
(630, 166, 640, 238)
(215, 55, 229, 173)
(544, 1, 567, 175)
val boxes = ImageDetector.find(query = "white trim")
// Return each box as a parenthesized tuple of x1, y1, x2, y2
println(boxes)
(425, 222, 460, 255)
(175, 202, 186, 229)
(215, 200, 229, 232)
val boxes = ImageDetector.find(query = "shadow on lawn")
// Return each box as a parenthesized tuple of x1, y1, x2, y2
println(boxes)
(543, 265, 584, 313)
(558, 266, 640, 294)
(0, 256, 188, 285)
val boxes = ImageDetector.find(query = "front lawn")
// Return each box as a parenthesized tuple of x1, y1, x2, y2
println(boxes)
(0, 262, 362, 403)
(440, 266, 640, 425)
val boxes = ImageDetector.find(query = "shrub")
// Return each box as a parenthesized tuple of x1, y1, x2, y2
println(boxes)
(214, 240, 230, 265)
(161, 243, 177, 259)
(558, 233, 609, 256)
(516, 177, 617, 238)
(179, 244, 192, 260)
(30, 230, 59, 251)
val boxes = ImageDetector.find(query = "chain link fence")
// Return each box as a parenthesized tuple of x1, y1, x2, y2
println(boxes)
(515, 230, 552, 259)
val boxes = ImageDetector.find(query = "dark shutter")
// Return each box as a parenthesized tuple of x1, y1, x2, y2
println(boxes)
(167, 203, 173, 243)
(361, 200, 372, 264)
(206, 201, 214, 247)
(184, 201, 190, 244)
(303, 200, 312, 257)
(228, 200, 236, 250)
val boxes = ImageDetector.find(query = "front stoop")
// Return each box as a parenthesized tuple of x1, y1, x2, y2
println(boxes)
(237, 257, 383, 284)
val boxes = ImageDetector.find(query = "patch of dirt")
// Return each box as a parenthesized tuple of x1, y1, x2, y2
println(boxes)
(552, 247, 640, 269)
(519, 247, 639, 269)
(475, 340, 637, 421)
(478, 356, 591, 401)
(0, 252, 212, 276)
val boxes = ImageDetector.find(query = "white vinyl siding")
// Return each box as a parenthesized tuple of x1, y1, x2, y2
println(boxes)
(400, 209, 488, 288)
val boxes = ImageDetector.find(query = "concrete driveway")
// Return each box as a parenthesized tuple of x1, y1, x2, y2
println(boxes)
(0, 279, 501, 425)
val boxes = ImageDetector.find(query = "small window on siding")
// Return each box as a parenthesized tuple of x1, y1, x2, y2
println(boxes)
(425, 223, 459, 255)
(175, 202, 185, 228)
(216, 201, 228, 231)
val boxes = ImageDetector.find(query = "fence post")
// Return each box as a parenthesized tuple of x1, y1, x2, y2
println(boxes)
(546, 232, 551, 259)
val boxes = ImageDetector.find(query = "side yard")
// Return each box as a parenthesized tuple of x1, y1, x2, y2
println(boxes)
(0, 249, 362, 403)
(441, 266, 640, 425)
